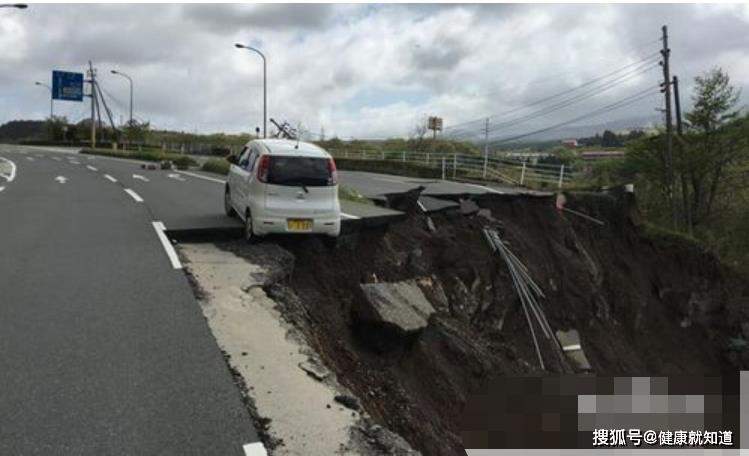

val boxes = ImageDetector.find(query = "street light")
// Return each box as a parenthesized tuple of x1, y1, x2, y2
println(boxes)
(235, 42, 267, 139)
(110, 70, 133, 126)
(34, 81, 53, 119)
(0, 4, 28, 8)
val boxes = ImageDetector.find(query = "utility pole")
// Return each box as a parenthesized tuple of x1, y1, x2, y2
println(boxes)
(483, 118, 489, 178)
(88, 61, 97, 148)
(660, 25, 676, 229)
(673, 75, 692, 234)
(672, 76, 682, 135)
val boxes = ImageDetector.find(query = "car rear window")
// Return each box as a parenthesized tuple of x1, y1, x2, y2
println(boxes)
(267, 156, 331, 187)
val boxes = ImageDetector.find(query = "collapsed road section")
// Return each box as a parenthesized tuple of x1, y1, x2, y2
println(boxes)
(179, 188, 748, 455)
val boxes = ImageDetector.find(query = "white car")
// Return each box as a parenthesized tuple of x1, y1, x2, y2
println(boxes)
(225, 139, 341, 240)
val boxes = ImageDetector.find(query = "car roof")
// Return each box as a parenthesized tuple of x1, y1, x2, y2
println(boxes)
(249, 139, 330, 158)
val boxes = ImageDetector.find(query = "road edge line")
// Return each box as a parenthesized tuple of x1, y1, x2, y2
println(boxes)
(152, 221, 182, 269)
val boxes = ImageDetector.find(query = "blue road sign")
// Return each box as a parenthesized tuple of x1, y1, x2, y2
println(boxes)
(52, 71, 84, 102)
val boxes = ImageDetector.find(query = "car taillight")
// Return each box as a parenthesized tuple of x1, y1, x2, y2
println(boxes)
(257, 155, 270, 182)
(328, 158, 338, 186)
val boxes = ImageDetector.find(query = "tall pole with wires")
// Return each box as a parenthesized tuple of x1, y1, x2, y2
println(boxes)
(483, 118, 489, 178)
(88, 61, 97, 148)
(660, 25, 676, 229)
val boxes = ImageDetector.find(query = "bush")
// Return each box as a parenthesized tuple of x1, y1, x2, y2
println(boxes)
(80, 148, 198, 168)
(201, 158, 230, 175)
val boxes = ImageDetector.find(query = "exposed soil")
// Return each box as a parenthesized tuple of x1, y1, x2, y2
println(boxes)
(233, 189, 749, 456)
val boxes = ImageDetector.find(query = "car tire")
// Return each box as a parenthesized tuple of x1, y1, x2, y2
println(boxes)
(224, 186, 236, 217)
(244, 210, 257, 243)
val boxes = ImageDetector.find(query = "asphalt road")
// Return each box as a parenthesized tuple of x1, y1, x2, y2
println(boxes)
(0, 145, 260, 455)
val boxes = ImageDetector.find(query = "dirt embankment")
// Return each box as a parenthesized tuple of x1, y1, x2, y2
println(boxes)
(259, 190, 749, 456)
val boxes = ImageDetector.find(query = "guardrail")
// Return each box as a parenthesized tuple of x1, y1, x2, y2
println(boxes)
(329, 149, 578, 188)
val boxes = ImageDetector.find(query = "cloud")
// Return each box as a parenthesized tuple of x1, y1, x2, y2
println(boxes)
(1, 4, 747, 140)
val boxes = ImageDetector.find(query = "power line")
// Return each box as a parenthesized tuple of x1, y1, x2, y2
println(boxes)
(487, 86, 659, 145)
(443, 52, 660, 135)
(447, 60, 660, 140)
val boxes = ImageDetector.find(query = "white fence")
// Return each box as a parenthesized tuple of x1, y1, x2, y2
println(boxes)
(329, 149, 578, 188)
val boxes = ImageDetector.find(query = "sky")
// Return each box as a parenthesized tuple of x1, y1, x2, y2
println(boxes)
(1, 3, 748, 141)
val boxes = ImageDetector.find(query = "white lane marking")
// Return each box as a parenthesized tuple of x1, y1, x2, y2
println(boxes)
(373, 175, 408, 184)
(152, 222, 182, 269)
(243, 442, 268, 456)
(0, 186, 5, 192)
(124, 188, 144, 202)
(167, 173, 186, 182)
(53, 157, 62, 161)
(178, 170, 226, 184)
(562, 344, 582, 352)
(132, 174, 150, 182)
(0, 157, 17, 182)
(340, 212, 360, 220)
(55, 176, 68, 184)
(69, 160, 81, 165)
(465, 183, 505, 194)
(25, 157, 34, 162)
(86, 165, 98, 171)
(104, 174, 117, 183)
(417, 200, 427, 213)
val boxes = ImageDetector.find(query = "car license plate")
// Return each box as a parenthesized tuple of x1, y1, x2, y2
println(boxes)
(287, 219, 313, 231)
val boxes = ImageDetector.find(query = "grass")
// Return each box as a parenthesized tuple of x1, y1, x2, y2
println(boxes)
(80, 148, 198, 169)
(641, 222, 704, 251)
(201, 158, 231, 175)
(338, 185, 373, 205)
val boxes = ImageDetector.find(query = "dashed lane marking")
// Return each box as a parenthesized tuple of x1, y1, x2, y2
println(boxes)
(151, 222, 182, 269)
(242, 442, 268, 456)
(177, 170, 226, 184)
(124, 188, 144, 202)
(86, 165, 98, 171)
(104, 174, 117, 183)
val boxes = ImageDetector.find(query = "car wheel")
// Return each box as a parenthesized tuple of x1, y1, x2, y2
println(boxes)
(224, 186, 236, 217)
(244, 210, 256, 243)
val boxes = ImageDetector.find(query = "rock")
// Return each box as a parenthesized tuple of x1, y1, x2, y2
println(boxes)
(415, 276, 449, 314)
(556, 329, 592, 372)
(425, 216, 437, 233)
(298, 360, 330, 381)
(359, 280, 436, 335)
(476, 208, 497, 222)
(459, 198, 480, 216)
(334, 394, 360, 411)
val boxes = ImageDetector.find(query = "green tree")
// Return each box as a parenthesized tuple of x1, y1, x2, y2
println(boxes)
(681, 67, 743, 229)
(123, 120, 150, 145)
(601, 130, 621, 147)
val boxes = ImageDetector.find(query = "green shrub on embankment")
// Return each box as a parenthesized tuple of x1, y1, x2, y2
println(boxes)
(80, 148, 198, 169)
(201, 158, 231, 175)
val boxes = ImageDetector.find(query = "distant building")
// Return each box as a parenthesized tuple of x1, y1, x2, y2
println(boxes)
(561, 139, 578, 148)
